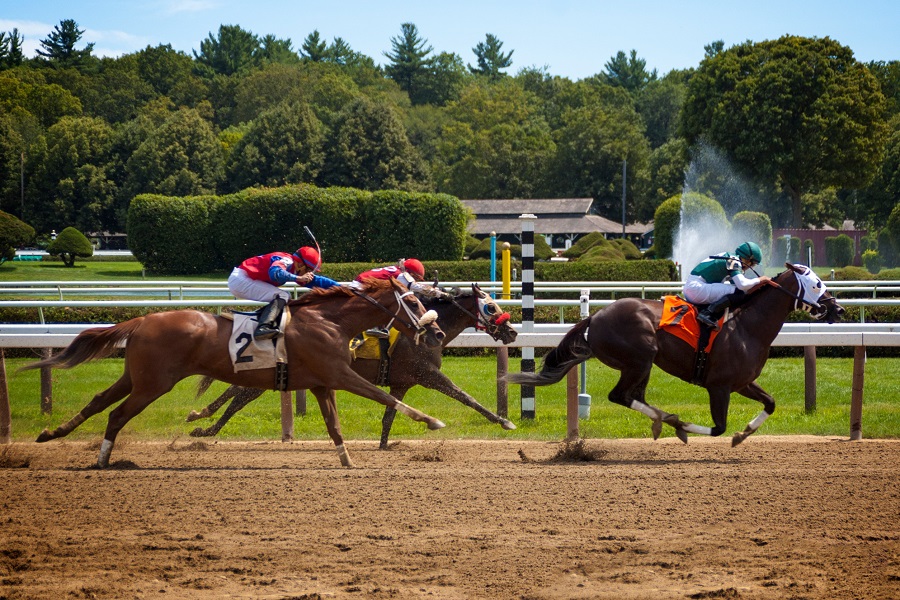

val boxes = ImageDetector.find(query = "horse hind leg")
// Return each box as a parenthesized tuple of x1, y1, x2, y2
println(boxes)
(36, 373, 132, 443)
(609, 367, 689, 443)
(97, 378, 179, 467)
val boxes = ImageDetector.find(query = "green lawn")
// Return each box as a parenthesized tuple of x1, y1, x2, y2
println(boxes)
(4, 355, 897, 443)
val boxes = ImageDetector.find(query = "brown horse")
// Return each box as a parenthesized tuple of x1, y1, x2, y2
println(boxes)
(21, 278, 445, 467)
(505, 264, 845, 445)
(186, 284, 519, 448)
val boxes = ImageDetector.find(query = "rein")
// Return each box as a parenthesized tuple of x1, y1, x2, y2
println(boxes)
(762, 272, 822, 312)
(447, 294, 510, 340)
(348, 286, 427, 339)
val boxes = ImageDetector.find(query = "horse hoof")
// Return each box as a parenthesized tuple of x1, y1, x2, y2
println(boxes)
(676, 429, 689, 444)
(185, 410, 202, 423)
(499, 419, 517, 430)
(189, 427, 208, 438)
(428, 419, 446, 431)
(651, 419, 663, 440)
(36, 429, 53, 443)
(732, 432, 747, 447)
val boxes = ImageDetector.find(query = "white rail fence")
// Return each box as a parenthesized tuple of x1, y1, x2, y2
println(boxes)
(2, 283, 898, 443)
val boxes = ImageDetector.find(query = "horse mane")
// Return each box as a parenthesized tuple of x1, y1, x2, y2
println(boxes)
(287, 278, 396, 307)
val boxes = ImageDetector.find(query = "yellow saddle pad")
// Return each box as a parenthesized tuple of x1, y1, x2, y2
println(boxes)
(349, 328, 401, 360)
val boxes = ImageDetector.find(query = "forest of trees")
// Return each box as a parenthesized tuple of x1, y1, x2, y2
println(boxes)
(1, 19, 898, 243)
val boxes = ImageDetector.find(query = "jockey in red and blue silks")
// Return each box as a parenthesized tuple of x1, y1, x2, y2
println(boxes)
(351, 258, 440, 338)
(228, 246, 339, 340)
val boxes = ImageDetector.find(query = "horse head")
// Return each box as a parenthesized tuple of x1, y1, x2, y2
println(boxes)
(385, 277, 445, 347)
(470, 284, 517, 344)
(783, 263, 845, 323)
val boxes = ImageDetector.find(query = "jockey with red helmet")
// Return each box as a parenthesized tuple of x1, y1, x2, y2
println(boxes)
(228, 246, 339, 340)
(352, 258, 438, 338)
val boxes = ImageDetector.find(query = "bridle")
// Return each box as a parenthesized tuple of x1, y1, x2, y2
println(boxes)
(762, 267, 834, 318)
(348, 286, 438, 344)
(446, 289, 512, 341)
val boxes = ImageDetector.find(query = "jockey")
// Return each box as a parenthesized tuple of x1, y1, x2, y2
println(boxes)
(683, 241, 771, 330)
(351, 258, 439, 338)
(228, 246, 339, 340)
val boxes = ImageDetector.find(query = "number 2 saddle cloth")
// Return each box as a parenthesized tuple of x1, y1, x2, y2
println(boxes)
(658, 295, 723, 353)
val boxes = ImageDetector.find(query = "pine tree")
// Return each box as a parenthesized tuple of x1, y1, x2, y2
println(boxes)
(36, 19, 95, 69)
(469, 33, 513, 81)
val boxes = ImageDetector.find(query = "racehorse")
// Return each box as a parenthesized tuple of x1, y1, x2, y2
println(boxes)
(186, 284, 519, 448)
(505, 264, 845, 445)
(21, 278, 445, 468)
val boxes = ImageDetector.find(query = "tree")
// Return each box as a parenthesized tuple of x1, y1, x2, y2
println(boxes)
(599, 50, 657, 94)
(0, 210, 34, 263)
(300, 30, 328, 62)
(324, 97, 429, 191)
(681, 35, 889, 227)
(854, 115, 900, 228)
(417, 52, 468, 106)
(258, 35, 298, 65)
(135, 44, 207, 108)
(635, 73, 687, 149)
(227, 101, 325, 191)
(194, 25, 260, 76)
(27, 116, 116, 233)
(383, 23, 433, 105)
(46, 225, 93, 267)
(124, 108, 224, 197)
(0, 29, 26, 70)
(36, 20, 95, 70)
(469, 33, 513, 81)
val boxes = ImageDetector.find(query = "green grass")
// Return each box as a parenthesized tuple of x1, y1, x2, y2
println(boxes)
(5, 355, 897, 443)
(0, 259, 225, 282)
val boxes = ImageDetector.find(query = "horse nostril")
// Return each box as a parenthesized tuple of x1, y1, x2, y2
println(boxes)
(435, 330, 446, 341)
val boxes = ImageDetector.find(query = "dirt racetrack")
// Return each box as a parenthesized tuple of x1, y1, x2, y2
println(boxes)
(1, 436, 898, 599)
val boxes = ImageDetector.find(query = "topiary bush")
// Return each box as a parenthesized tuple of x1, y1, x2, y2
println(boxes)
(862, 249, 882, 274)
(731, 211, 772, 265)
(0, 211, 35, 264)
(825, 234, 855, 268)
(562, 232, 607, 259)
(46, 226, 94, 267)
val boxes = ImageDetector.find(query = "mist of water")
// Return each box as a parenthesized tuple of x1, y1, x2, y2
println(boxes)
(672, 143, 768, 280)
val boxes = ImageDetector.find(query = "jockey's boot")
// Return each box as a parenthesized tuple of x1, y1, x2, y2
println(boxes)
(696, 294, 733, 331)
(254, 297, 286, 340)
(365, 327, 390, 339)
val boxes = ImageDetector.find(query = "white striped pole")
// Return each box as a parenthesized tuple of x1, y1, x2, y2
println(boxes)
(519, 214, 536, 419)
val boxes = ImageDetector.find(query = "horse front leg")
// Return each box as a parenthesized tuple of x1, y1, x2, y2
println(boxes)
(309, 386, 352, 467)
(185, 384, 240, 422)
(730, 381, 775, 447)
(418, 369, 517, 430)
(189, 387, 264, 437)
(380, 389, 407, 450)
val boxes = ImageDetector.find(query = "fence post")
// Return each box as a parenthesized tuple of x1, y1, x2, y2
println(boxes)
(295, 389, 306, 416)
(519, 214, 536, 419)
(496, 347, 508, 418)
(566, 367, 578, 440)
(849, 346, 865, 440)
(804, 346, 816, 412)
(40, 348, 53, 414)
(280, 391, 294, 441)
(0, 350, 10, 444)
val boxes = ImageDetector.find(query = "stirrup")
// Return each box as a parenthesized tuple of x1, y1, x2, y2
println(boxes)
(696, 313, 719, 331)
(365, 327, 389, 339)
(254, 325, 280, 340)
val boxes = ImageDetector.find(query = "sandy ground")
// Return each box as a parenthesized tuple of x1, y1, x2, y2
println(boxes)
(0, 436, 898, 600)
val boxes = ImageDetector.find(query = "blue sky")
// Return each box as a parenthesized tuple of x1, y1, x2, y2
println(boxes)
(2, 0, 898, 80)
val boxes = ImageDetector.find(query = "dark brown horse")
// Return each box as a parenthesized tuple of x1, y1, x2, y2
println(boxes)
(505, 264, 845, 445)
(186, 284, 519, 448)
(21, 278, 445, 467)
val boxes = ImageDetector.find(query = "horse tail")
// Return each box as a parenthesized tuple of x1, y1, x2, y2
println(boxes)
(504, 318, 593, 386)
(18, 318, 145, 373)
(196, 376, 216, 399)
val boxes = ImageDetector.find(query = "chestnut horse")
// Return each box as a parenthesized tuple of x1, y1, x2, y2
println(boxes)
(22, 278, 445, 467)
(505, 264, 845, 445)
(186, 284, 519, 447)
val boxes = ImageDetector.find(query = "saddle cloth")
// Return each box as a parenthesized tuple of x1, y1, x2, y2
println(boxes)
(658, 296, 721, 352)
(349, 328, 401, 360)
(225, 310, 289, 373)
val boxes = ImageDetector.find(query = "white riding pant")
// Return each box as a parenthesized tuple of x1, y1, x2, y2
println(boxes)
(227, 267, 290, 303)
(683, 274, 738, 305)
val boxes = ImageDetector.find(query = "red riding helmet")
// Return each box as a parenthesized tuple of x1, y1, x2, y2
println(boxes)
(401, 258, 425, 281)
(294, 246, 321, 272)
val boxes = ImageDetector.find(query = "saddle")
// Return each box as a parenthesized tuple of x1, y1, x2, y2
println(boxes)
(349, 328, 401, 386)
(658, 296, 724, 385)
(223, 308, 291, 390)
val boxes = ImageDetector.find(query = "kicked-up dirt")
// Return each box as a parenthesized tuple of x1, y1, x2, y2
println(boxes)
(0, 435, 898, 599)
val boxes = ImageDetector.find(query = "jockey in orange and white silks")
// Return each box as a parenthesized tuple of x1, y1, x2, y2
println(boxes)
(228, 246, 339, 340)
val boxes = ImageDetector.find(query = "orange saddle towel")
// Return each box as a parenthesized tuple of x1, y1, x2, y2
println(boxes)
(658, 296, 721, 352)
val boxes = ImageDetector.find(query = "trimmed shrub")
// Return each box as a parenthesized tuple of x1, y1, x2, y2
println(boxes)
(580, 242, 626, 262)
(563, 232, 607, 259)
(651, 196, 681, 259)
(128, 194, 219, 274)
(773, 236, 802, 264)
(46, 227, 94, 267)
(863, 249, 882, 274)
(731, 211, 772, 265)
(802, 239, 815, 266)
(0, 211, 35, 264)
(879, 227, 899, 268)
(825, 234, 855, 268)
(610, 238, 643, 260)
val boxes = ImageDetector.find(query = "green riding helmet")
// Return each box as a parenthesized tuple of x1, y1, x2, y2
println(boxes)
(735, 241, 762, 266)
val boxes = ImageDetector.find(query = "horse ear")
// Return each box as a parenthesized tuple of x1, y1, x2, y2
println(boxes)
(785, 262, 797, 271)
